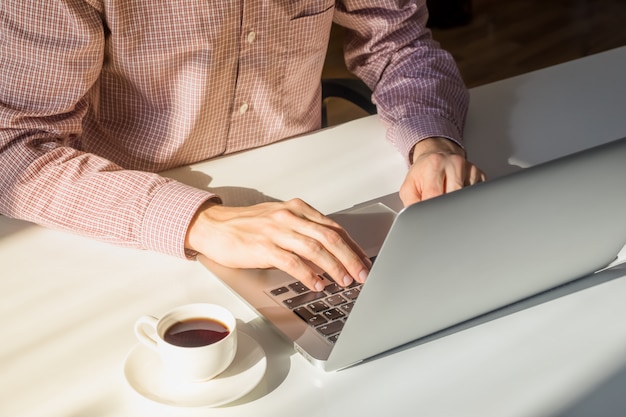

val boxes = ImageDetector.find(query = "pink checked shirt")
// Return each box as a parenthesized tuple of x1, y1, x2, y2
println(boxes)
(0, 0, 468, 258)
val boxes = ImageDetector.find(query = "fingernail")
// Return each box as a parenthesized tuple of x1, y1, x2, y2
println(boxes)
(314, 281, 324, 292)
(343, 275, 353, 287)
(359, 269, 369, 282)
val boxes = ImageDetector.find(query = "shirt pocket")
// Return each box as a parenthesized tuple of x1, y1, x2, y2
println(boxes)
(280, 3, 335, 129)
(287, 0, 336, 20)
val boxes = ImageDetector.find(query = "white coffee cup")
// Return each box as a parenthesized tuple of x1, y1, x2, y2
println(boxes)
(134, 303, 238, 382)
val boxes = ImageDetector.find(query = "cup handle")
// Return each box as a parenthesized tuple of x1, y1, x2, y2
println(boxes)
(134, 315, 159, 351)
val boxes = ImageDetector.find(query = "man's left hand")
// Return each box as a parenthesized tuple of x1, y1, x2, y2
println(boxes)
(399, 137, 486, 206)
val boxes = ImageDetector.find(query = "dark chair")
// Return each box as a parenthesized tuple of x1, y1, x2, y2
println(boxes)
(321, 78, 376, 127)
(426, 0, 472, 28)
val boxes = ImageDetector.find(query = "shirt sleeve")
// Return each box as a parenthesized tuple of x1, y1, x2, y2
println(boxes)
(334, 0, 469, 163)
(0, 1, 216, 259)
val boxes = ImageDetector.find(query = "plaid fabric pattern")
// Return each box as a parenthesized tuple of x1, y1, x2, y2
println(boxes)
(0, 0, 468, 258)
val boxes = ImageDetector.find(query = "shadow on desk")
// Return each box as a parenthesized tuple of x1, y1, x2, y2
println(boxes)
(551, 358, 626, 417)
(224, 317, 294, 407)
(465, 78, 521, 180)
(0, 215, 37, 241)
(362, 262, 626, 367)
(162, 166, 281, 207)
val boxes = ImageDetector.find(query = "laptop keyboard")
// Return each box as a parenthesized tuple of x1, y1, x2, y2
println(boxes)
(267, 257, 374, 344)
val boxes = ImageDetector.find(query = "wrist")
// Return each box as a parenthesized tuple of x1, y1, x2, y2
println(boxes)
(410, 137, 465, 164)
(184, 199, 221, 253)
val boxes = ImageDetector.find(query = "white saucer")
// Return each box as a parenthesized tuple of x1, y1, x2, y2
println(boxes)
(124, 331, 267, 407)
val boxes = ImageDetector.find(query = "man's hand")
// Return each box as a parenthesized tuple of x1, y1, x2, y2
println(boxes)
(399, 137, 486, 206)
(185, 199, 372, 291)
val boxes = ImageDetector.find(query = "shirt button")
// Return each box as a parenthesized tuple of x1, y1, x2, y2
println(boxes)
(246, 31, 256, 44)
(239, 103, 249, 114)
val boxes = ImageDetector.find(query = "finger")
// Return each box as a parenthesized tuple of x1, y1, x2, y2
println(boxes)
(271, 248, 326, 292)
(311, 224, 371, 285)
(442, 159, 465, 194)
(465, 164, 487, 185)
(399, 175, 422, 206)
(282, 232, 356, 287)
(326, 223, 372, 268)
(418, 161, 446, 201)
(476, 167, 487, 183)
(273, 201, 370, 285)
(287, 198, 371, 273)
(282, 199, 348, 236)
(292, 219, 369, 285)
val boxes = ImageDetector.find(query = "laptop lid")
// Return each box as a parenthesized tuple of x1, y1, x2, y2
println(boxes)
(200, 136, 626, 371)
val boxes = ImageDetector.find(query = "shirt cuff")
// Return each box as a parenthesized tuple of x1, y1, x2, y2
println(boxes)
(141, 181, 219, 259)
(389, 114, 464, 165)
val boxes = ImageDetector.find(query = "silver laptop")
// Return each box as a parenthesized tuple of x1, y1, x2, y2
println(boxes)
(199, 137, 626, 371)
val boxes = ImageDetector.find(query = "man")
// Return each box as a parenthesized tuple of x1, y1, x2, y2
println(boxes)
(0, 0, 484, 291)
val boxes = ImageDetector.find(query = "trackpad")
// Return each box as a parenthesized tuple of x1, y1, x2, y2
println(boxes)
(329, 203, 397, 257)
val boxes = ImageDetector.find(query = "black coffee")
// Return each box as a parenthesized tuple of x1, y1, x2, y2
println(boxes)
(164, 317, 230, 348)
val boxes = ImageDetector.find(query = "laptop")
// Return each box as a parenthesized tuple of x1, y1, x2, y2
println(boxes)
(198, 136, 626, 371)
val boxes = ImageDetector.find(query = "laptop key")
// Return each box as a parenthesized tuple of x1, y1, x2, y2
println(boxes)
(341, 302, 355, 313)
(322, 308, 344, 321)
(294, 307, 327, 326)
(288, 282, 309, 294)
(317, 320, 344, 336)
(324, 282, 343, 294)
(270, 286, 289, 296)
(308, 301, 329, 313)
(283, 291, 325, 308)
(325, 295, 346, 306)
(343, 288, 360, 300)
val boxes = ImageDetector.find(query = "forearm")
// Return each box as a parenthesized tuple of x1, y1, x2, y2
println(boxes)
(0, 133, 215, 258)
(335, 0, 469, 162)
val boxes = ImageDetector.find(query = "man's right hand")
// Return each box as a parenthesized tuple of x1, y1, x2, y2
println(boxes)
(185, 199, 371, 291)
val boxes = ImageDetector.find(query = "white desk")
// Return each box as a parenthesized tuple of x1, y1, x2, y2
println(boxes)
(3, 47, 626, 417)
